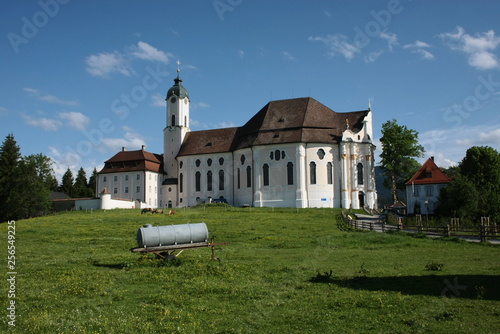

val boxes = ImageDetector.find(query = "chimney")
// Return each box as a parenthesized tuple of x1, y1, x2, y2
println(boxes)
(141, 145, 146, 151)
(122, 147, 127, 151)
(431, 156, 434, 161)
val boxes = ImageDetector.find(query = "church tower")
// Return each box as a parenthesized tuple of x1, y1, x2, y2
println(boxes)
(163, 61, 190, 179)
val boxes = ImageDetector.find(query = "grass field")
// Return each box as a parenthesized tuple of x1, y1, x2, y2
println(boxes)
(1, 206, 499, 333)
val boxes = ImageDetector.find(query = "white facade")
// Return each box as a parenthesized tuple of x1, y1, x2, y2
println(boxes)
(99, 75, 377, 210)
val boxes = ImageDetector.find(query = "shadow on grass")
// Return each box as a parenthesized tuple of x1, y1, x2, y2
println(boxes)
(310, 274, 500, 301)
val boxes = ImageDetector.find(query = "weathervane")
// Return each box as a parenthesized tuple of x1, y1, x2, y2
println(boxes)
(176, 59, 181, 74)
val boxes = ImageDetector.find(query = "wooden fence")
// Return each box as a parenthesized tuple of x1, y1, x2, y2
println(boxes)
(341, 211, 498, 242)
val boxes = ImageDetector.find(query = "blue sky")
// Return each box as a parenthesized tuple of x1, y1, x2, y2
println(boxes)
(1, 0, 500, 181)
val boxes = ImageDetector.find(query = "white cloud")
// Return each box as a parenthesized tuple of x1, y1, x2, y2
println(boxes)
(403, 40, 434, 60)
(0, 106, 9, 115)
(282, 51, 296, 61)
(324, 11, 332, 17)
(364, 50, 384, 63)
(380, 31, 398, 52)
(418, 124, 500, 167)
(23, 87, 79, 106)
(130, 41, 173, 63)
(58, 112, 90, 131)
(150, 93, 165, 107)
(439, 26, 500, 70)
(85, 51, 132, 77)
(309, 34, 359, 60)
(101, 126, 145, 152)
(238, 49, 245, 58)
(21, 113, 62, 131)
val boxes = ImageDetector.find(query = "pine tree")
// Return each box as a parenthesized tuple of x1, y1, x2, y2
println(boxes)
(60, 168, 74, 197)
(88, 168, 98, 197)
(0, 134, 22, 221)
(73, 167, 89, 198)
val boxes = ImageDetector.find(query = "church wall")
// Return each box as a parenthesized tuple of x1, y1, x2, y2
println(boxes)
(232, 148, 254, 207)
(305, 143, 338, 208)
(178, 151, 234, 207)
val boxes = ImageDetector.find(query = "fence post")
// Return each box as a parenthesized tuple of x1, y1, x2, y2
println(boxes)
(445, 225, 451, 238)
(480, 223, 487, 242)
(418, 224, 423, 233)
(369, 222, 373, 231)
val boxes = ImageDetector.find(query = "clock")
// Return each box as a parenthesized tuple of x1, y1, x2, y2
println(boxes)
(170, 97, 176, 103)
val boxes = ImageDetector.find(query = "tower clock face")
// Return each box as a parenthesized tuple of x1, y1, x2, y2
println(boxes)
(170, 97, 176, 103)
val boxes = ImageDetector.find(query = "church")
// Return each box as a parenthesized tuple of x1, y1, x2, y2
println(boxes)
(97, 70, 378, 209)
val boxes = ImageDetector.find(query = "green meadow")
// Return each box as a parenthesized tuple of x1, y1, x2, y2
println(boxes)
(1, 206, 499, 333)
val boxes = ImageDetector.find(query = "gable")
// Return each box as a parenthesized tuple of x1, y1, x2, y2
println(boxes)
(406, 158, 451, 185)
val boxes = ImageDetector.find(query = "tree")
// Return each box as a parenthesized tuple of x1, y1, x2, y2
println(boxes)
(88, 168, 97, 197)
(0, 134, 55, 221)
(0, 134, 22, 221)
(379, 119, 424, 204)
(60, 168, 74, 197)
(73, 167, 89, 198)
(437, 146, 500, 222)
(17, 154, 53, 218)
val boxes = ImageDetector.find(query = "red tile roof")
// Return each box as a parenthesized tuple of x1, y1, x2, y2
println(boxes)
(406, 158, 451, 185)
(98, 149, 165, 174)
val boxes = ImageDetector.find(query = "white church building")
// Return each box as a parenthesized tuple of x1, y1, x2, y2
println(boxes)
(97, 72, 377, 209)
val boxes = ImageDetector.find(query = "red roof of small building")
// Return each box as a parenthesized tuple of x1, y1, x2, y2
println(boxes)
(98, 149, 165, 174)
(406, 158, 451, 185)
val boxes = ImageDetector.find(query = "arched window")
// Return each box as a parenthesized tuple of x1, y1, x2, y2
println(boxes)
(240, 154, 246, 165)
(327, 162, 333, 185)
(195, 159, 201, 167)
(246, 166, 252, 187)
(195, 171, 201, 192)
(171, 114, 176, 127)
(275, 149, 281, 161)
(263, 163, 270, 186)
(207, 171, 213, 191)
(357, 163, 364, 185)
(287, 162, 294, 185)
(237, 168, 241, 189)
(184, 116, 187, 127)
(310, 161, 316, 185)
(179, 173, 183, 193)
(219, 170, 225, 191)
(207, 158, 212, 166)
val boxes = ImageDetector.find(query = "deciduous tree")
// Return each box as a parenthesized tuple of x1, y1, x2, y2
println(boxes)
(379, 119, 424, 204)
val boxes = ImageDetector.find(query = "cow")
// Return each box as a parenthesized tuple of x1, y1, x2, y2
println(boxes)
(168, 210, 177, 215)
(153, 209, 163, 214)
(141, 208, 152, 214)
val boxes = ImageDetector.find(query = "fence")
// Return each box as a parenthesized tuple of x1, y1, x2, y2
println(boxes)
(341, 211, 498, 242)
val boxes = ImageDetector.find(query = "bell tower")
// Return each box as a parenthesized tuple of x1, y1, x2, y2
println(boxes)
(163, 60, 190, 178)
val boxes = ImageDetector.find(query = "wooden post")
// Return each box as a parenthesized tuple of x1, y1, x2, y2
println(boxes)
(445, 225, 451, 237)
(480, 224, 486, 242)
(369, 222, 373, 231)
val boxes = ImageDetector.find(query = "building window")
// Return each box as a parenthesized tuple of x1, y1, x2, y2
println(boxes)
(237, 168, 241, 189)
(287, 162, 294, 185)
(317, 149, 325, 160)
(207, 158, 212, 166)
(357, 163, 364, 185)
(125, 187, 129, 193)
(179, 173, 183, 193)
(207, 171, 213, 191)
(179, 161, 183, 169)
(275, 149, 281, 161)
(136, 174, 140, 180)
(270, 151, 274, 160)
(327, 162, 333, 185)
(263, 163, 270, 186)
(414, 186, 420, 197)
(425, 186, 434, 196)
(219, 157, 224, 165)
(195, 159, 201, 167)
(114, 176, 118, 182)
(310, 161, 316, 185)
(195, 171, 201, 192)
(125, 175, 128, 181)
(246, 166, 252, 188)
(171, 114, 176, 127)
(136, 186, 140, 193)
(113, 188, 117, 194)
(219, 170, 224, 191)
(103, 176, 107, 182)
(240, 154, 246, 165)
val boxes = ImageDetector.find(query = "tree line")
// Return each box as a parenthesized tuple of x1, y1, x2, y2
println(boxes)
(0, 134, 97, 222)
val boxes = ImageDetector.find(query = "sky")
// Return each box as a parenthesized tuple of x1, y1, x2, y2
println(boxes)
(1, 0, 500, 182)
